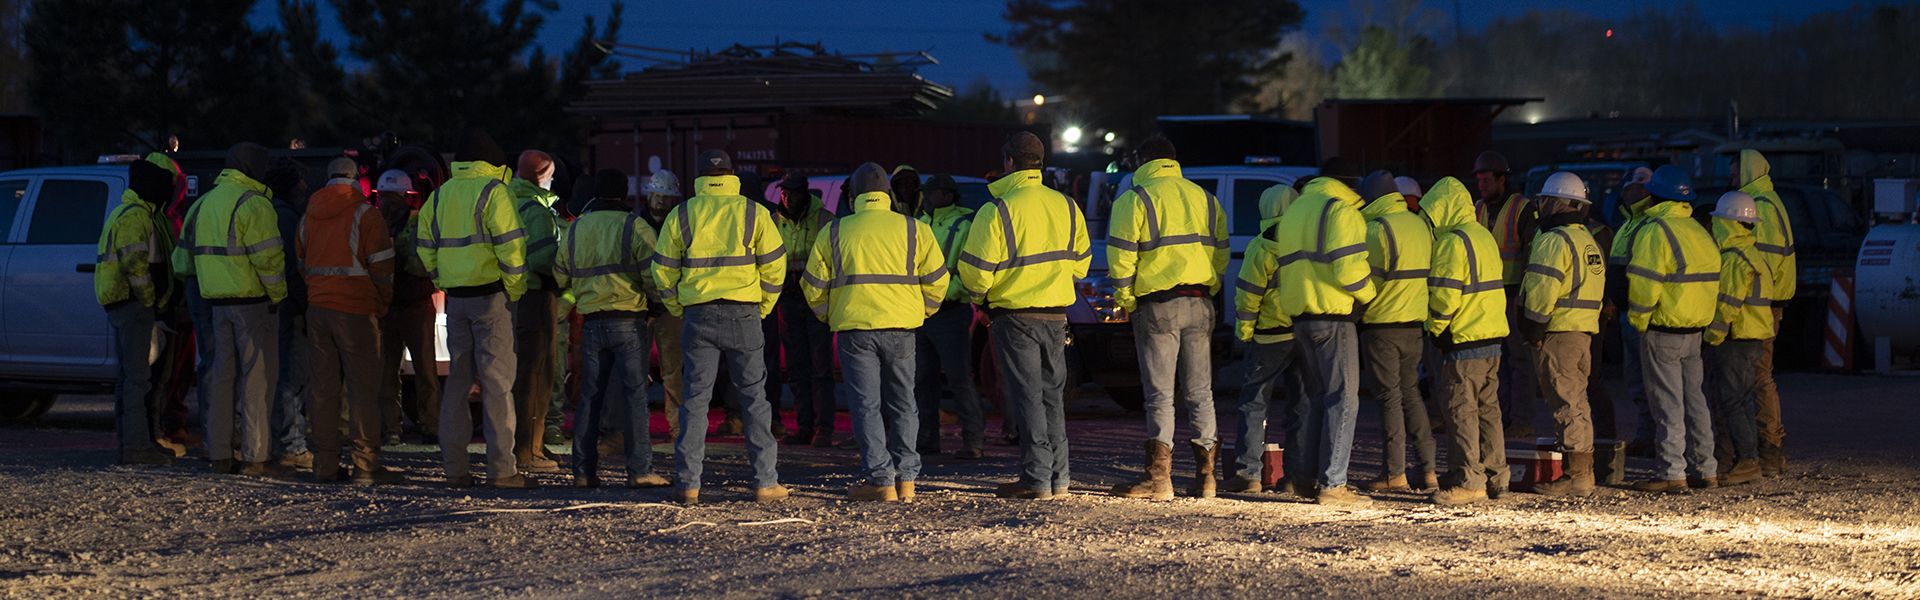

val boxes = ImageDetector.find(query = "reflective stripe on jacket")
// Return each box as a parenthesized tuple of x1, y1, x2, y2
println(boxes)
(1520, 222, 1604, 333)
(510, 178, 560, 291)
(1105, 159, 1228, 310)
(1707, 218, 1775, 345)
(556, 209, 658, 315)
(920, 204, 973, 302)
(1233, 185, 1298, 344)
(1360, 191, 1431, 326)
(416, 161, 528, 300)
(1626, 201, 1720, 332)
(1736, 149, 1797, 301)
(298, 183, 393, 316)
(1424, 177, 1508, 347)
(802, 192, 948, 331)
(1273, 177, 1376, 319)
(95, 189, 174, 309)
(172, 170, 286, 302)
(957, 170, 1090, 311)
(650, 175, 786, 317)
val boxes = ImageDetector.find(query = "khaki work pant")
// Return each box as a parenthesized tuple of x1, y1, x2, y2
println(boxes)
(308, 306, 384, 478)
(655, 312, 686, 442)
(1532, 331, 1594, 453)
(1755, 306, 1786, 447)
(1441, 354, 1509, 491)
(440, 292, 519, 482)
(513, 289, 557, 461)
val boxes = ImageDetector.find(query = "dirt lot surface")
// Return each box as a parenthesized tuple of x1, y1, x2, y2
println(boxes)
(3, 372, 1918, 598)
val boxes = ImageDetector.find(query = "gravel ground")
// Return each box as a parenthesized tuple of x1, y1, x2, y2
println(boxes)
(2, 371, 1918, 598)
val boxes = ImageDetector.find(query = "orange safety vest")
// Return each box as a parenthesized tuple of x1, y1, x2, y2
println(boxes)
(1478, 193, 1530, 286)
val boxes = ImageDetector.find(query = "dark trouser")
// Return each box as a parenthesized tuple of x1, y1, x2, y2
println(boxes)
(1589, 317, 1619, 440)
(547, 296, 573, 435)
(1362, 326, 1433, 477)
(1534, 332, 1594, 453)
(273, 309, 308, 457)
(1709, 339, 1766, 463)
(572, 316, 653, 479)
(1231, 338, 1302, 480)
(1755, 307, 1786, 447)
(439, 292, 518, 482)
(1293, 319, 1360, 489)
(654, 313, 687, 442)
(916, 303, 984, 452)
(1440, 353, 1508, 491)
(307, 306, 384, 478)
(207, 302, 275, 463)
(512, 289, 557, 461)
(108, 302, 160, 455)
(840, 330, 921, 486)
(1621, 318, 1654, 443)
(992, 314, 1070, 493)
(674, 304, 780, 491)
(379, 299, 440, 438)
(186, 282, 214, 440)
(778, 292, 836, 436)
(1501, 293, 1541, 433)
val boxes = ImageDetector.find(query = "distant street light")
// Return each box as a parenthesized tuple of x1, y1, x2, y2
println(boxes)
(1062, 126, 1083, 144)
(1103, 131, 1117, 143)
(1032, 94, 1046, 107)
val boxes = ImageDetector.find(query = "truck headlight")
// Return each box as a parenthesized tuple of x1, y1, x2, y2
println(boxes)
(1075, 276, 1130, 323)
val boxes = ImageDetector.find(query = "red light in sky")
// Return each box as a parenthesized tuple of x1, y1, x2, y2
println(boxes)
(1606, 28, 1614, 38)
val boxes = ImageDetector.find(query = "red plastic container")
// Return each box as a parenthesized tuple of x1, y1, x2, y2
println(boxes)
(1261, 444, 1284, 488)
(1507, 449, 1564, 491)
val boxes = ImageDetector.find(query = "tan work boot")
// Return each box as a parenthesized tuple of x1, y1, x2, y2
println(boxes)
(1361, 473, 1410, 493)
(994, 481, 1051, 500)
(1220, 475, 1262, 494)
(1432, 486, 1488, 506)
(1315, 485, 1372, 507)
(1630, 478, 1689, 494)
(1721, 459, 1762, 486)
(675, 488, 700, 505)
(628, 473, 670, 488)
(155, 437, 188, 459)
(277, 451, 314, 470)
(1534, 451, 1595, 497)
(517, 454, 562, 474)
(1049, 485, 1070, 500)
(1110, 440, 1175, 500)
(850, 483, 898, 502)
(754, 485, 790, 502)
(897, 481, 916, 503)
(1187, 442, 1217, 499)
(1414, 471, 1440, 492)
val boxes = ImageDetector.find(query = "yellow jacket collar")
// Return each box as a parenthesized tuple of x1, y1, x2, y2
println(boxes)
(1132, 159, 1182, 183)
(852, 191, 894, 213)
(1361, 192, 1409, 219)
(989, 169, 1044, 198)
(508, 178, 558, 208)
(1713, 217, 1756, 250)
(694, 175, 741, 197)
(451, 161, 510, 182)
(215, 169, 270, 198)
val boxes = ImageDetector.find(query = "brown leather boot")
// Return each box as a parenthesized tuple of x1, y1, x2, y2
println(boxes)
(1415, 471, 1440, 492)
(1533, 452, 1595, 497)
(1631, 478, 1689, 493)
(1759, 442, 1786, 477)
(1111, 441, 1174, 500)
(1187, 442, 1217, 499)
(1721, 459, 1762, 486)
(1361, 473, 1410, 493)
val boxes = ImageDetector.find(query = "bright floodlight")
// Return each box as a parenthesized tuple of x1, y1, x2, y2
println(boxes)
(1103, 131, 1117, 143)
(1032, 94, 1046, 107)
(1062, 126, 1084, 144)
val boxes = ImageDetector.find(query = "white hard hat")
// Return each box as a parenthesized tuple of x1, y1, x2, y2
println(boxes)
(1712, 191, 1760, 223)
(1393, 176, 1422, 198)
(375, 169, 413, 193)
(643, 169, 682, 197)
(1539, 171, 1589, 203)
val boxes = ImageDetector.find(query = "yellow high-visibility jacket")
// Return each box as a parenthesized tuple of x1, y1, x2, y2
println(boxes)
(957, 170, 1090, 312)
(774, 191, 831, 276)
(509, 177, 560, 291)
(417, 161, 529, 301)
(172, 170, 286, 303)
(556, 208, 659, 316)
(96, 189, 176, 309)
(1105, 159, 1228, 310)
(802, 192, 948, 331)
(1520, 220, 1605, 333)
(650, 175, 786, 317)
(1707, 218, 1776, 345)
(1626, 201, 1720, 332)
(1274, 177, 1376, 319)
(1360, 190, 1430, 326)
(1736, 149, 1797, 302)
(1424, 177, 1508, 348)
(1234, 185, 1298, 344)
(920, 203, 973, 302)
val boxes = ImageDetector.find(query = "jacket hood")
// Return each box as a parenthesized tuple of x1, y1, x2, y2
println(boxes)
(1132, 158, 1182, 183)
(1257, 184, 1297, 231)
(214, 169, 271, 198)
(693, 174, 742, 198)
(1361, 191, 1408, 219)
(849, 162, 893, 198)
(450, 161, 510, 183)
(307, 183, 365, 220)
(1420, 177, 1475, 230)
(1302, 176, 1363, 211)
(1736, 149, 1771, 188)
(1713, 216, 1756, 250)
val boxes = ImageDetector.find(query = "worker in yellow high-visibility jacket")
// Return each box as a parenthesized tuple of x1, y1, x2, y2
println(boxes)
(98, 158, 182, 466)
(1518, 172, 1607, 498)
(1354, 171, 1436, 495)
(1624, 165, 1721, 494)
(1732, 150, 1795, 477)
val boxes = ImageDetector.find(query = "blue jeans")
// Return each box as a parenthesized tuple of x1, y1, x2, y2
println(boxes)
(1133, 297, 1218, 449)
(1643, 330, 1715, 480)
(839, 330, 922, 486)
(674, 304, 780, 491)
(916, 303, 984, 451)
(1231, 338, 1303, 480)
(571, 316, 653, 480)
(1293, 319, 1360, 489)
(991, 314, 1070, 492)
(275, 309, 309, 456)
(1709, 340, 1765, 462)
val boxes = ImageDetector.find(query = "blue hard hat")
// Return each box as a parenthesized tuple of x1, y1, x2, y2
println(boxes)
(1646, 165, 1696, 202)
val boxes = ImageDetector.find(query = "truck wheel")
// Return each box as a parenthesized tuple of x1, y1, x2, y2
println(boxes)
(0, 393, 56, 422)
(1104, 385, 1144, 412)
